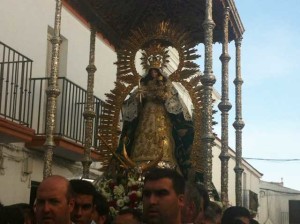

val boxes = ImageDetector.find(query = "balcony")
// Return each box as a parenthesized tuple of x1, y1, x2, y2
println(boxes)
(0, 41, 104, 161)
(0, 41, 35, 142)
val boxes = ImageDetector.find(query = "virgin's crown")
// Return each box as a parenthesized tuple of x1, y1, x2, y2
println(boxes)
(141, 42, 169, 70)
(148, 55, 163, 69)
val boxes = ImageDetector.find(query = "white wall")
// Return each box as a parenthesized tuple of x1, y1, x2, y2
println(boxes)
(0, 0, 117, 100)
(212, 139, 261, 206)
(0, 143, 83, 205)
(258, 182, 300, 224)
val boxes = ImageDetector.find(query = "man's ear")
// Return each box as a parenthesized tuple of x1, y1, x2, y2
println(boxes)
(185, 200, 196, 216)
(69, 198, 75, 212)
(189, 201, 196, 213)
(178, 194, 185, 207)
(99, 215, 107, 223)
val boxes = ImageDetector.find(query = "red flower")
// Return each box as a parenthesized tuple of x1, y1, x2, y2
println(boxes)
(129, 192, 138, 202)
(109, 181, 116, 189)
(109, 200, 117, 208)
(130, 185, 139, 191)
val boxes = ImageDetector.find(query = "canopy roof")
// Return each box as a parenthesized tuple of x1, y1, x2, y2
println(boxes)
(64, 0, 244, 48)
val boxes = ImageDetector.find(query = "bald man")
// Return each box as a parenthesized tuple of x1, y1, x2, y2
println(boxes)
(35, 175, 75, 224)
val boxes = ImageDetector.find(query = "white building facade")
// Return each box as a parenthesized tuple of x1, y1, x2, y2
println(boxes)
(258, 180, 300, 224)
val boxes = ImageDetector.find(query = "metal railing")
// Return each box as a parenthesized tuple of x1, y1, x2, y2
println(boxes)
(0, 41, 33, 126)
(30, 77, 104, 148)
(0, 41, 105, 148)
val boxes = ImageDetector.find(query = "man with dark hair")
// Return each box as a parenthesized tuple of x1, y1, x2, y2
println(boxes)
(92, 191, 110, 224)
(194, 184, 210, 224)
(203, 201, 223, 224)
(221, 206, 251, 224)
(182, 182, 200, 224)
(13, 203, 35, 224)
(35, 175, 75, 224)
(142, 168, 185, 224)
(250, 219, 259, 224)
(70, 179, 97, 224)
(113, 208, 142, 224)
(0, 204, 25, 224)
(182, 182, 210, 224)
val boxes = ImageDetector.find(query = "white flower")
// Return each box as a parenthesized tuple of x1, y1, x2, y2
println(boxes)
(101, 190, 111, 200)
(136, 190, 142, 197)
(94, 174, 144, 217)
(109, 206, 117, 216)
(138, 203, 143, 210)
(123, 196, 130, 203)
(117, 199, 125, 208)
(113, 185, 125, 196)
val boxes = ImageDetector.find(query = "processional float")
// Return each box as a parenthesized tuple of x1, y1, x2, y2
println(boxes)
(46, 0, 245, 209)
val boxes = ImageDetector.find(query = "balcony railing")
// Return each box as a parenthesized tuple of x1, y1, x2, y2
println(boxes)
(0, 41, 105, 148)
(30, 77, 104, 148)
(0, 41, 33, 126)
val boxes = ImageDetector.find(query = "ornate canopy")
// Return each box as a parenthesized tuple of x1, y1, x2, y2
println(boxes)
(63, 0, 244, 48)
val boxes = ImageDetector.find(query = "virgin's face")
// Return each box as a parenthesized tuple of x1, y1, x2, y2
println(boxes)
(150, 69, 159, 78)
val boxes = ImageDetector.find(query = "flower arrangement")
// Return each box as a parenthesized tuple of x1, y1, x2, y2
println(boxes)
(95, 174, 144, 216)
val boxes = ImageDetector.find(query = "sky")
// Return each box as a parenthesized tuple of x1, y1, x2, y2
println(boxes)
(202, 0, 300, 190)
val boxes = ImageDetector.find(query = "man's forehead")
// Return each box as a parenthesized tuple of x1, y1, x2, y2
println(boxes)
(144, 178, 174, 189)
(37, 184, 67, 196)
(74, 194, 93, 202)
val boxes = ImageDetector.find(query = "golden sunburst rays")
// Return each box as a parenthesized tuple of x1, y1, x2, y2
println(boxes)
(179, 77, 204, 170)
(98, 20, 205, 171)
(98, 81, 133, 168)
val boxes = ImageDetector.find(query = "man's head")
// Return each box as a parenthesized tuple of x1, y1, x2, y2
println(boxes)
(113, 208, 142, 224)
(250, 219, 259, 224)
(70, 179, 97, 224)
(12, 203, 35, 224)
(203, 201, 223, 224)
(35, 175, 75, 224)
(221, 206, 251, 224)
(194, 184, 210, 224)
(182, 182, 200, 223)
(182, 182, 210, 224)
(92, 192, 110, 224)
(143, 168, 185, 224)
(0, 204, 25, 224)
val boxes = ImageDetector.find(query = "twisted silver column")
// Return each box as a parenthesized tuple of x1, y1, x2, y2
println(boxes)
(82, 26, 97, 178)
(43, 0, 62, 178)
(233, 37, 245, 206)
(218, 7, 231, 207)
(201, 0, 216, 193)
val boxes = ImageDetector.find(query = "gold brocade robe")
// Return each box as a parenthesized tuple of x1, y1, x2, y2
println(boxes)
(131, 79, 178, 168)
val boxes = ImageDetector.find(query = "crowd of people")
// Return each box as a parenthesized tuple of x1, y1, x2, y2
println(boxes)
(0, 168, 259, 224)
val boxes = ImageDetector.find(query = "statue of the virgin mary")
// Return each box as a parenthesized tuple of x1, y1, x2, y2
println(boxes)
(118, 44, 194, 177)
